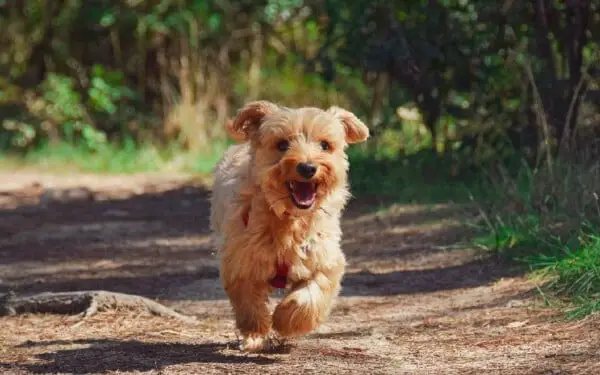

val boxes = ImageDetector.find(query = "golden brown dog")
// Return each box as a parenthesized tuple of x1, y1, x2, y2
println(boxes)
(210, 101, 369, 352)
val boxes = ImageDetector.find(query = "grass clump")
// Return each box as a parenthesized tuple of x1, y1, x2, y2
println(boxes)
(347, 144, 486, 205)
(473, 155, 600, 319)
(532, 230, 600, 319)
(0, 139, 229, 175)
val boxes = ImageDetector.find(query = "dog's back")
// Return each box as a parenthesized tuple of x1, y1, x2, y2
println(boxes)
(209, 143, 251, 242)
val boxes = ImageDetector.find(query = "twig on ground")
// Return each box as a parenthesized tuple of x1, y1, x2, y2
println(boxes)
(0, 290, 197, 324)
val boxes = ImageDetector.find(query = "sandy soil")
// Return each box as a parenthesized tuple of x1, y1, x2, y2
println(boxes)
(0, 172, 599, 375)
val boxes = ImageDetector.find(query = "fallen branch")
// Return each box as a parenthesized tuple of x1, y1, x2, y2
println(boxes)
(0, 290, 197, 324)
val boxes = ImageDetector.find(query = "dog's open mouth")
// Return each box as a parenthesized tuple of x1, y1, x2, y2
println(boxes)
(287, 181, 317, 209)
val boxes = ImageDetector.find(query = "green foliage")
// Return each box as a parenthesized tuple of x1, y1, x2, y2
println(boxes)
(521, 229, 600, 320)
(1, 66, 138, 152)
(472, 215, 544, 255)
(472, 157, 600, 318)
(88, 65, 136, 115)
(319, 0, 598, 162)
(541, 231, 600, 297)
(40, 73, 107, 150)
(1, 0, 598, 162)
(347, 145, 484, 204)
(3, 139, 228, 174)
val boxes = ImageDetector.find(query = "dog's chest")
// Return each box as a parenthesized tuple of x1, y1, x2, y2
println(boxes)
(285, 227, 324, 268)
(279, 219, 321, 255)
(298, 233, 318, 258)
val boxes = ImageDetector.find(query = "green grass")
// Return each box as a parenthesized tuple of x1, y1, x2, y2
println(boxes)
(471, 216, 544, 255)
(471, 158, 600, 319)
(347, 146, 487, 205)
(0, 139, 229, 175)
(533, 230, 600, 319)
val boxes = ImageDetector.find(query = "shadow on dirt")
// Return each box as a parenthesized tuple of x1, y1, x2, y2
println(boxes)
(0, 182, 520, 302)
(0, 185, 212, 263)
(0, 339, 276, 373)
(1, 256, 520, 302)
(341, 256, 520, 297)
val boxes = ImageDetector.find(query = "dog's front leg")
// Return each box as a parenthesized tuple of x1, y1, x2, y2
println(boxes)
(224, 279, 271, 352)
(272, 265, 343, 337)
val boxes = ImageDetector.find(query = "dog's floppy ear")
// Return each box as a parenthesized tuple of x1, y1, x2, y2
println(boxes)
(226, 101, 279, 142)
(327, 106, 370, 144)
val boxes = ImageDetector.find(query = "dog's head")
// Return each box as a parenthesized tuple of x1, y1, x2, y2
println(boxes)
(227, 100, 369, 217)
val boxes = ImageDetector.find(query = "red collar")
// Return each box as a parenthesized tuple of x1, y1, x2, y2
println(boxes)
(242, 207, 288, 289)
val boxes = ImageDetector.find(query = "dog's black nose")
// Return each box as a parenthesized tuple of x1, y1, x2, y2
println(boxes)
(296, 162, 317, 179)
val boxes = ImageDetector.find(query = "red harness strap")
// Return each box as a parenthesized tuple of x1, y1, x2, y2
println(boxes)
(270, 263, 289, 289)
(242, 209, 249, 228)
(242, 208, 289, 289)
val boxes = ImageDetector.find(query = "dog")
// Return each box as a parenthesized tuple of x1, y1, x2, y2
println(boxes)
(210, 100, 369, 352)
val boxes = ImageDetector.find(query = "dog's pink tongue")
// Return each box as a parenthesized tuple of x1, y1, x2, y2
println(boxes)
(293, 182, 315, 203)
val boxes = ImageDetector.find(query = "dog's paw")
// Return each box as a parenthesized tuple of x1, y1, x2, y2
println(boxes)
(272, 292, 319, 337)
(240, 335, 267, 353)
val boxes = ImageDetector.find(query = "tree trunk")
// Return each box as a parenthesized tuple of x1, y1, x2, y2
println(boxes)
(248, 24, 263, 100)
(531, 0, 590, 152)
(559, 0, 591, 149)
(369, 72, 388, 130)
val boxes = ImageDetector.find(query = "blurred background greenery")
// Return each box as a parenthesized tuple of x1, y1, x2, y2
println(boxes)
(1, 0, 600, 317)
(1, 0, 597, 172)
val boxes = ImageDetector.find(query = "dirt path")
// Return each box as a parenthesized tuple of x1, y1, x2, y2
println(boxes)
(0, 173, 598, 375)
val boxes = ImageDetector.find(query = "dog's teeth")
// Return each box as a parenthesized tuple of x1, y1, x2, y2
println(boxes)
(289, 181, 295, 189)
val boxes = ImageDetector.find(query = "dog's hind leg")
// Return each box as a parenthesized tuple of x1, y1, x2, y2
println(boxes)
(272, 266, 343, 337)
(224, 280, 271, 352)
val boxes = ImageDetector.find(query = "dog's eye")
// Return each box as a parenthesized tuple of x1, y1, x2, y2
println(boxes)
(319, 140, 331, 151)
(277, 140, 290, 152)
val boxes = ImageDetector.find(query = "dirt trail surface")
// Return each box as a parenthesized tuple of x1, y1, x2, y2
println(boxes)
(1, 172, 599, 375)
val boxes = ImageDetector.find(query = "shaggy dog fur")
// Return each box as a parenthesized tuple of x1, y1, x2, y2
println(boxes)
(210, 101, 369, 352)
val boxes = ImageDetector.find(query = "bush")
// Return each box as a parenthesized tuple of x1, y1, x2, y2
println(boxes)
(473, 155, 600, 318)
